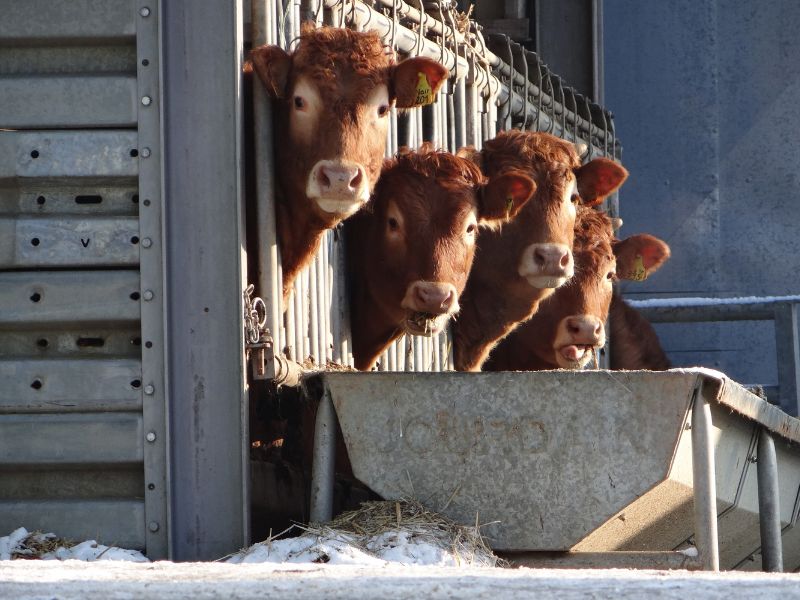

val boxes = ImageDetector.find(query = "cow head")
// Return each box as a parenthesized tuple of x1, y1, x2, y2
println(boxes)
(351, 146, 535, 369)
(544, 211, 670, 369)
(251, 25, 449, 219)
(463, 131, 628, 293)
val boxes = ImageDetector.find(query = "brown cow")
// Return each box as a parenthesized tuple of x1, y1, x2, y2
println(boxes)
(250, 25, 448, 300)
(452, 130, 628, 371)
(485, 208, 670, 371)
(608, 294, 672, 370)
(348, 145, 536, 371)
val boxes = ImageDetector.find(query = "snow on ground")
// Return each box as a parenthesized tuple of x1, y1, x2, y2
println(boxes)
(0, 528, 148, 563)
(2, 561, 800, 600)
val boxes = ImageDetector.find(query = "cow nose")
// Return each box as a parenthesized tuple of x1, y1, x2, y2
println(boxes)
(317, 164, 363, 194)
(565, 315, 604, 346)
(407, 282, 458, 314)
(531, 244, 572, 275)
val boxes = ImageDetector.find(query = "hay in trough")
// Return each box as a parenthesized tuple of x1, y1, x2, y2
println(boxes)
(7, 529, 75, 559)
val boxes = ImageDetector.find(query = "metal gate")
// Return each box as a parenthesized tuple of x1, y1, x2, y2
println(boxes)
(251, 0, 620, 375)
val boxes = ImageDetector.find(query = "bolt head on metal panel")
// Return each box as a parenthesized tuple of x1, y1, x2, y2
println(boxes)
(141, 237, 153, 248)
(141, 148, 151, 158)
(146, 432, 157, 442)
(141, 96, 152, 106)
(144, 384, 155, 395)
(148, 521, 160, 532)
(143, 290, 154, 301)
(140, 7, 151, 17)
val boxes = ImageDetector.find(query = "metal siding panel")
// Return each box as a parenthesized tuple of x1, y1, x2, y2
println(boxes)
(0, 0, 136, 42)
(0, 75, 138, 129)
(0, 413, 143, 465)
(0, 216, 139, 268)
(0, 130, 138, 181)
(0, 500, 146, 551)
(163, 0, 248, 560)
(0, 358, 142, 413)
(0, 271, 140, 326)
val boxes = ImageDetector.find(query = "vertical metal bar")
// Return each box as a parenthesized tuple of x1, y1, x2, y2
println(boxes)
(136, 0, 169, 560)
(309, 254, 320, 364)
(591, 0, 604, 104)
(691, 382, 720, 571)
(774, 304, 800, 416)
(163, 0, 248, 560)
(309, 388, 336, 523)
(757, 428, 784, 572)
(453, 77, 466, 150)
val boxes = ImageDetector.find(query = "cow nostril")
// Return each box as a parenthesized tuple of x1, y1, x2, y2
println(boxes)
(594, 322, 603, 336)
(349, 169, 363, 190)
(560, 252, 571, 268)
(318, 169, 332, 189)
(440, 289, 453, 309)
(533, 249, 546, 267)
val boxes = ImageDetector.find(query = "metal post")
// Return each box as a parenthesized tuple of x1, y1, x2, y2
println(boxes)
(691, 383, 720, 571)
(310, 388, 337, 522)
(774, 304, 800, 416)
(757, 428, 784, 572)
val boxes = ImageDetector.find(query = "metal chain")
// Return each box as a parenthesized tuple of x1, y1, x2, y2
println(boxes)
(243, 284, 268, 346)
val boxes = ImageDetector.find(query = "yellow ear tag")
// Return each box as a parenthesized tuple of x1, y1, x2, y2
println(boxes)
(505, 196, 514, 219)
(631, 254, 648, 281)
(415, 72, 434, 105)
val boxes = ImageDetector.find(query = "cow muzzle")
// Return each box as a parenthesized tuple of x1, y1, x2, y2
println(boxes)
(307, 160, 370, 216)
(400, 282, 459, 337)
(553, 314, 605, 369)
(518, 243, 574, 289)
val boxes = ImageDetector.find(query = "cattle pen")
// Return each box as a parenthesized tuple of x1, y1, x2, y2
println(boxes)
(1, 0, 799, 575)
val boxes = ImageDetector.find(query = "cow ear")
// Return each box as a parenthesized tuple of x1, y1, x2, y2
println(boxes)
(456, 146, 483, 169)
(614, 234, 670, 281)
(479, 171, 536, 225)
(576, 158, 628, 207)
(250, 44, 292, 99)
(391, 57, 449, 108)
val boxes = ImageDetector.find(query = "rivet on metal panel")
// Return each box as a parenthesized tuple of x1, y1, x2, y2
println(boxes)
(148, 521, 160, 532)
(146, 432, 157, 443)
(142, 96, 152, 106)
(143, 290, 155, 301)
(141, 148, 152, 158)
(144, 384, 155, 395)
(140, 7, 151, 17)
(142, 237, 153, 248)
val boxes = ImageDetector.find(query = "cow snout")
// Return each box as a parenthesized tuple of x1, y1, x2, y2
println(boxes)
(402, 282, 459, 315)
(565, 315, 604, 346)
(307, 160, 370, 215)
(518, 243, 574, 288)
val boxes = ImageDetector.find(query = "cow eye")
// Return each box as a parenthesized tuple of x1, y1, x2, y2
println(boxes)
(387, 217, 399, 232)
(293, 96, 305, 110)
(466, 223, 476, 235)
(377, 104, 390, 117)
(571, 193, 580, 204)
(607, 271, 616, 280)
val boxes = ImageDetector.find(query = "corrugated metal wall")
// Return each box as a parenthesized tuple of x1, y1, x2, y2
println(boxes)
(604, 0, 800, 389)
(0, 0, 168, 558)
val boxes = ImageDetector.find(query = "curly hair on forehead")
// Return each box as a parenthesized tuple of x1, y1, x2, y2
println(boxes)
(481, 130, 582, 173)
(571, 207, 615, 276)
(386, 143, 487, 189)
(292, 25, 393, 83)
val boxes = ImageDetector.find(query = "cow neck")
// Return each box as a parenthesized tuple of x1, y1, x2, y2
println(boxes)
(349, 283, 403, 371)
(453, 277, 549, 371)
(275, 183, 340, 300)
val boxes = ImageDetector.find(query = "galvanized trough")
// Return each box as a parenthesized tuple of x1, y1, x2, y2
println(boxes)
(307, 369, 800, 571)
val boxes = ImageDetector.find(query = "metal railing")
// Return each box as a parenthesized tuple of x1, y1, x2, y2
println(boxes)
(251, 0, 620, 375)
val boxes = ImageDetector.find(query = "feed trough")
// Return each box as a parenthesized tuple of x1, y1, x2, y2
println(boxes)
(306, 369, 800, 570)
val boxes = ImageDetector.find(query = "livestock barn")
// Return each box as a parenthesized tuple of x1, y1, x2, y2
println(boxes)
(1, 0, 799, 573)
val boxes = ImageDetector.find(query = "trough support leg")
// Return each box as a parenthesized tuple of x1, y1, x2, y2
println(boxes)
(691, 385, 720, 571)
(757, 428, 784, 572)
(310, 388, 336, 523)
(774, 303, 800, 416)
